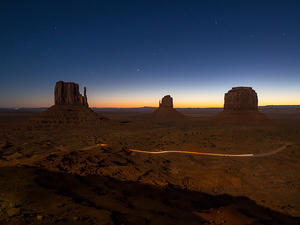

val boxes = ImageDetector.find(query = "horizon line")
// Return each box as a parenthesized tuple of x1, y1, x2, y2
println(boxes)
(1, 104, 300, 109)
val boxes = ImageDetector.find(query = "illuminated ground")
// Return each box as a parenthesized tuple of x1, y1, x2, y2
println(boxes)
(0, 108, 299, 224)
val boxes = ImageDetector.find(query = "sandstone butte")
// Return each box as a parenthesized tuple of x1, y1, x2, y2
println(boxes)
(26, 81, 106, 128)
(152, 95, 184, 120)
(214, 87, 269, 123)
(55, 81, 88, 107)
(224, 87, 258, 111)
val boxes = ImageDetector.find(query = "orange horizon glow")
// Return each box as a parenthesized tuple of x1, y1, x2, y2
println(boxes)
(4, 99, 300, 108)
(5, 102, 300, 108)
(2, 94, 299, 108)
(89, 99, 300, 108)
(88, 98, 225, 108)
(86, 91, 300, 108)
(89, 102, 300, 108)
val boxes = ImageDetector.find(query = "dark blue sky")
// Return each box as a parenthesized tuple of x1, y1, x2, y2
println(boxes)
(1, 0, 300, 107)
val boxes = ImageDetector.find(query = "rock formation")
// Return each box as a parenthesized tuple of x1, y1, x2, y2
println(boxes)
(224, 87, 258, 111)
(26, 81, 106, 128)
(159, 95, 173, 108)
(55, 81, 88, 107)
(213, 87, 269, 124)
(152, 95, 184, 120)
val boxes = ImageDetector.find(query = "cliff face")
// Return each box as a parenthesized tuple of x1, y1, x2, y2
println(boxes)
(153, 95, 184, 120)
(213, 86, 269, 124)
(224, 87, 258, 111)
(159, 95, 173, 108)
(54, 81, 88, 107)
(25, 81, 108, 129)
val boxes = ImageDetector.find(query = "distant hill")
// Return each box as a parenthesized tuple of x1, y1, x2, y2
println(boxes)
(259, 105, 300, 109)
(259, 105, 300, 114)
(1, 105, 299, 113)
(0, 107, 48, 112)
(91, 106, 157, 112)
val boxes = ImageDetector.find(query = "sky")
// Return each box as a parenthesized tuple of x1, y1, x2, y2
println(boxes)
(0, 0, 300, 108)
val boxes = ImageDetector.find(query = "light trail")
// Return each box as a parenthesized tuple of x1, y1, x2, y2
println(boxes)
(128, 143, 291, 157)
(79, 143, 291, 158)
(128, 149, 253, 157)
(81, 143, 108, 150)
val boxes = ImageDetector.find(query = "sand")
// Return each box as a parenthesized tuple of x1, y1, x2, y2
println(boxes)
(0, 108, 299, 224)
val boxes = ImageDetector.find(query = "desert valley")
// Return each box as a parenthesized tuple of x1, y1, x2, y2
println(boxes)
(1, 2, 300, 224)
(0, 81, 299, 225)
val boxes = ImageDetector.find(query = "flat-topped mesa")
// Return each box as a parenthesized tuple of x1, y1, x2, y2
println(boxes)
(159, 95, 173, 108)
(54, 81, 88, 107)
(224, 87, 258, 111)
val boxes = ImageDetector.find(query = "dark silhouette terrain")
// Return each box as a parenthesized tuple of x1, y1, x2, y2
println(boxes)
(0, 83, 299, 224)
(214, 87, 270, 124)
(153, 95, 184, 120)
(23, 81, 107, 129)
(0, 166, 299, 225)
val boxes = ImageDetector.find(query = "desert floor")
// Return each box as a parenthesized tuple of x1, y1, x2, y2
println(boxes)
(0, 108, 299, 225)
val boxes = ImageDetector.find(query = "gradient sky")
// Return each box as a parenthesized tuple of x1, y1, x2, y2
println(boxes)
(1, 0, 300, 108)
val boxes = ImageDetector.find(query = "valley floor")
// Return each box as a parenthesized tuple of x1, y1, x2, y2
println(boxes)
(0, 109, 299, 224)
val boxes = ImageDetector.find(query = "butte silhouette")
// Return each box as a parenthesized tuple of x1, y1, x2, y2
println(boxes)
(26, 81, 106, 128)
(214, 87, 269, 123)
(152, 95, 184, 120)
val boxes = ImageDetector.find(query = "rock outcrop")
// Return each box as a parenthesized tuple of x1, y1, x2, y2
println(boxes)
(27, 105, 107, 128)
(55, 81, 88, 107)
(152, 95, 184, 120)
(213, 87, 269, 124)
(159, 95, 173, 108)
(26, 81, 106, 129)
(224, 87, 258, 111)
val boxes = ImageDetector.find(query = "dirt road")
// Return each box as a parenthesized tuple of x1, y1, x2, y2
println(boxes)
(81, 143, 291, 158)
